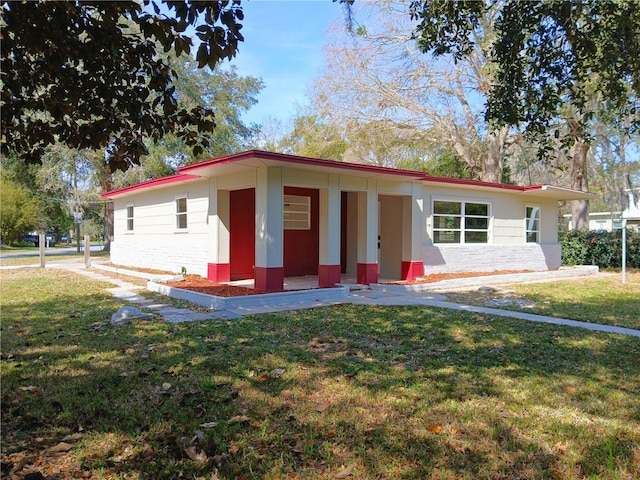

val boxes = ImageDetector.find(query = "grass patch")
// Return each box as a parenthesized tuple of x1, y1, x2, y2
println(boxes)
(444, 270, 640, 330)
(2, 268, 639, 479)
(0, 250, 110, 267)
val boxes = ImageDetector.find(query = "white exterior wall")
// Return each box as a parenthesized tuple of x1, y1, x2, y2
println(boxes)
(108, 161, 567, 278)
(111, 179, 211, 277)
(422, 186, 562, 273)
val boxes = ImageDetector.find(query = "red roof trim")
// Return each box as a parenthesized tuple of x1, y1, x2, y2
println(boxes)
(102, 150, 557, 199)
(101, 174, 201, 198)
(178, 149, 427, 178)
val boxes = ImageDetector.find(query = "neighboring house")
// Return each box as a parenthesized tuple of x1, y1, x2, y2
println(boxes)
(623, 188, 640, 231)
(102, 150, 594, 290)
(564, 211, 623, 231)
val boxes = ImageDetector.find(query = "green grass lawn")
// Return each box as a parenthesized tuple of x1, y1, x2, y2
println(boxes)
(444, 270, 640, 331)
(1, 268, 639, 479)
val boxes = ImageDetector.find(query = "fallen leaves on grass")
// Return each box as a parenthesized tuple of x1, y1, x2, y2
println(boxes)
(334, 465, 354, 478)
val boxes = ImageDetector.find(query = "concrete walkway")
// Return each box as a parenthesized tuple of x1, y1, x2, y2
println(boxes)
(31, 260, 640, 337)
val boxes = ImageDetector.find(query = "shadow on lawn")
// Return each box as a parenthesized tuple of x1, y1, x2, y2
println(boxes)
(2, 296, 639, 479)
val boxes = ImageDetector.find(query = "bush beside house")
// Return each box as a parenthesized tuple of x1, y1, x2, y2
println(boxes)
(561, 230, 640, 268)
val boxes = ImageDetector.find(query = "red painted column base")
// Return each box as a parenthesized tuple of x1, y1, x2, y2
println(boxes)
(254, 266, 284, 291)
(207, 263, 230, 283)
(357, 263, 378, 285)
(401, 261, 424, 282)
(318, 264, 341, 288)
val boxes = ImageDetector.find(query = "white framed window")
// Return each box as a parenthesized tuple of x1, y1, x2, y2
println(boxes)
(175, 196, 187, 230)
(284, 195, 311, 230)
(126, 204, 134, 232)
(525, 206, 540, 243)
(432, 199, 490, 244)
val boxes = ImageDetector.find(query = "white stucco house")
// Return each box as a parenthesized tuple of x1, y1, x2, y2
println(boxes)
(102, 150, 594, 291)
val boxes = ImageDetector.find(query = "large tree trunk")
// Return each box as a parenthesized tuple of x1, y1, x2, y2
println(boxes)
(568, 119, 590, 230)
(482, 127, 508, 183)
(99, 162, 114, 252)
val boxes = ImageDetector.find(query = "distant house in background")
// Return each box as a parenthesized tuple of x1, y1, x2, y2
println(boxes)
(623, 188, 640, 232)
(564, 211, 623, 232)
(102, 150, 594, 290)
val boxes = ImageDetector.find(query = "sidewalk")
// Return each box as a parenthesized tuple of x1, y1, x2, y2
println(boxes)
(41, 260, 640, 338)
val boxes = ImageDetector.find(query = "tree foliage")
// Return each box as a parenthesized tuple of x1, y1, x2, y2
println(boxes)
(410, 0, 640, 142)
(1, 0, 244, 171)
(0, 176, 40, 245)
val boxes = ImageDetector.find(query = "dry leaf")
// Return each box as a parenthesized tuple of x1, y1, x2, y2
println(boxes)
(228, 444, 240, 455)
(315, 401, 330, 412)
(162, 382, 172, 391)
(427, 425, 443, 434)
(334, 465, 354, 478)
(563, 386, 578, 394)
(257, 373, 270, 381)
(48, 442, 74, 453)
(280, 389, 294, 399)
(270, 368, 286, 378)
(184, 446, 208, 462)
(228, 415, 250, 424)
(19, 385, 39, 393)
(200, 421, 219, 428)
(62, 433, 83, 442)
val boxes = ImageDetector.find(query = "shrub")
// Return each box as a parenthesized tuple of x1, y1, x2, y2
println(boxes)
(561, 229, 640, 268)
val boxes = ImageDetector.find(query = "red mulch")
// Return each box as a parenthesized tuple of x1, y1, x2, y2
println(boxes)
(103, 263, 531, 297)
(385, 270, 529, 285)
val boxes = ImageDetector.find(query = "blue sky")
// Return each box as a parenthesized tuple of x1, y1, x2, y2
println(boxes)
(225, 1, 346, 125)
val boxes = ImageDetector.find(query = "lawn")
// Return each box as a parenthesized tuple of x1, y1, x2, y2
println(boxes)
(1, 268, 639, 479)
(444, 270, 640, 331)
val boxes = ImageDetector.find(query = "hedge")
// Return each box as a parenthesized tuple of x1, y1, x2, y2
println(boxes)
(560, 229, 640, 268)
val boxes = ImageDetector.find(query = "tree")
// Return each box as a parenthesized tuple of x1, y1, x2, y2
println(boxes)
(410, 0, 640, 228)
(314, 0, 516, 181)
(1, 1, 244, 171)
(0, 176, 40, 245)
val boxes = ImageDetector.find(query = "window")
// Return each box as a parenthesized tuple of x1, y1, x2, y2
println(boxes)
(526, 206, 540, 243)
(176, 197, 187, 230)
(433, 200, 490, 244)
(283, 195, 310, 230)
(126, 205, 134, 231)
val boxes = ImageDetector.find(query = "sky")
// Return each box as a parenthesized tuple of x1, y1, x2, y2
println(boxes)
(225, 1, 347, 126)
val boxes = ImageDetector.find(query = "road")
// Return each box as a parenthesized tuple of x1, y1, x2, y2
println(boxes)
(0, 244, 105, 259)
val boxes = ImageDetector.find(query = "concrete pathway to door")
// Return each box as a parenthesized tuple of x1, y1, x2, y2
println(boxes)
(36, 259, 640, 338)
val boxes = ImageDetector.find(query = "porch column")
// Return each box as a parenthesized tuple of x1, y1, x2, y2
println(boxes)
(255, 167, 284, 290)
(401, 182, 424, 281)
(318, 175, 341, 287)
(207, 178, 230, 282)
(357, 179, 378, 284)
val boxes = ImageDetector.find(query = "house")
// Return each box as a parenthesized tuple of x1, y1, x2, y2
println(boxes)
(564, 211, 623, 232)
(102, 150, 594, 291)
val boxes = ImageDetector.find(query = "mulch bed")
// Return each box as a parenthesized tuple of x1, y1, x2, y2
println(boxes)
(103, 263, 531, 297)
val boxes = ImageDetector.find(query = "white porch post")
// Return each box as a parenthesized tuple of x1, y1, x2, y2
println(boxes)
(401, 182, 425, 281)
(207, 178, 230, 282)
(356, 179, 378, 284)
(318, 175, 341, 287)
(255, 167, 284, 290)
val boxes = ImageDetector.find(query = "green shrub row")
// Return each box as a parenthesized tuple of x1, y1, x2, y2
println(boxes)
(560, 229, 640, 268)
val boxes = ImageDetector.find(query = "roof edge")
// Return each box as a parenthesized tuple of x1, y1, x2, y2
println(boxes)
(101, 174, 201, 199)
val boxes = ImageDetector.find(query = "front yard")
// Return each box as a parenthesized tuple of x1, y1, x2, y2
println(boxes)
(1, 268, 639, 479)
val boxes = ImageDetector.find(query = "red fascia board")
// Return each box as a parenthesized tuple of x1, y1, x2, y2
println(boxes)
(101, 174, 201, 198)
(178, 149, 427, 178)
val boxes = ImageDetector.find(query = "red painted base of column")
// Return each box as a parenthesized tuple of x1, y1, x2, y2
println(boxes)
(254, 266, 284, 291)
(318, 264, 341, 288)
(401, 261, 424, 282)
(207, 263, 230, 283)
(357, 263, 378, 285)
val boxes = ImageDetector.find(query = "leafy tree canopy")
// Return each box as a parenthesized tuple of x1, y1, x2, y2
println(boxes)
(1, 0, 244, 172)
(409, 0, 640, 140)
